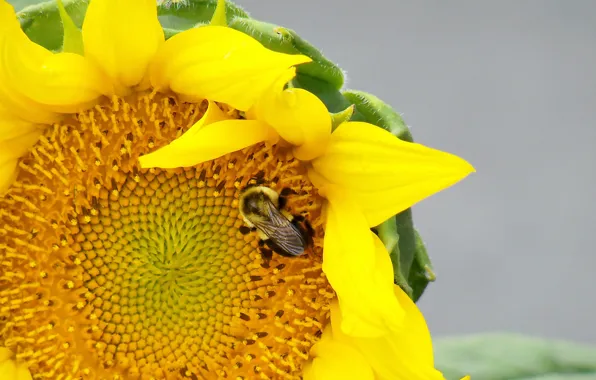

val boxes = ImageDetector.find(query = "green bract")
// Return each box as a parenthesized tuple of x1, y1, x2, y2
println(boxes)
(16, 0, 433, 302)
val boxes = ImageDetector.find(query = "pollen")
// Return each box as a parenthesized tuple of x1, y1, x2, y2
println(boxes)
(0, 92, 333, 379)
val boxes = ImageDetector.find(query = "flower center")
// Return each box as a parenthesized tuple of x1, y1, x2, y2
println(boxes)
(0, 92, 333, 379)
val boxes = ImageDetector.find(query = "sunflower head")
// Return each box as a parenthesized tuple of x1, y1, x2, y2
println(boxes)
(1, 0, 474, 379)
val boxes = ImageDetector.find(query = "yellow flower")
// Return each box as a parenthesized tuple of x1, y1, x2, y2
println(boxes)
(0, 0, 473, 379)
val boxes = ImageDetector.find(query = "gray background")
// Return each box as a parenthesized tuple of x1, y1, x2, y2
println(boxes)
(11, 0, 596, 344)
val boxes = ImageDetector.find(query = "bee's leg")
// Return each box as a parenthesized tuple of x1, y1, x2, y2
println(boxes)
(280, 187, 297, 196)
(247, 170, 266, 186)
(278, 196, 287, 210)
(278, 188, 298, 210)
(259, 247, 273, 267)
(239, 226, 251, 235)
(264, 239, 298, 258)
(293, 218, 315, 248)
(247, 177, 266, 187)
(303, 219, 315, 237)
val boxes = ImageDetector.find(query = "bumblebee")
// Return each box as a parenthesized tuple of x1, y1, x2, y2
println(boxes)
(239, 186, 312, 257)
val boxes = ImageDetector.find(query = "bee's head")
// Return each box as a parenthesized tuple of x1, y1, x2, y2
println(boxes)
(239, 186, 279, 220)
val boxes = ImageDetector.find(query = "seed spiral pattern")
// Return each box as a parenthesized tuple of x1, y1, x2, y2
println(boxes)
(0, 92, 333, 379)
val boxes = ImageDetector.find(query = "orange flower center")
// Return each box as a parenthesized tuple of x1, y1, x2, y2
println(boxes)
(0, 92, 333, 379)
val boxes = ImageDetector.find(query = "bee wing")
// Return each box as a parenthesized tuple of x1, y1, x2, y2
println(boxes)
(252, 199, 306, 256)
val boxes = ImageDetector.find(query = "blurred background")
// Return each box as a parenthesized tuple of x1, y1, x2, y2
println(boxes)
(11, 0, 596, 344)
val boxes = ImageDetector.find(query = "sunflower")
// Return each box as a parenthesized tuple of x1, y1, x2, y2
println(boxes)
(0, 0, 474, 379)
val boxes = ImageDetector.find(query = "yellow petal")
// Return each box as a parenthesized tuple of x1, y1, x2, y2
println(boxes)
(0, 359, 17, 380)
(330, 287, 445, 380)
(139, 100, 228, 167)
(0, 1, 107, 120)
(312, 122, 475, 227)
(139, 116, 278, 169)
(303, 327, 375, 380)
(328, 289, 445, 380)
(0, 348, 32, 380)
(0, 109, 42, 141)
(7, 51, 110, 114)
(16, 365, 33, 380)
(0, 128, 42, 164)
(323, 185, 404, 337)
(251, 68, 331, 160)
(0, 347, 11, 362)
(0, 158, 18, 194)
(150, 25, 311, 111)
(83, 0, 164, 93)
(0, 128, 43, 192)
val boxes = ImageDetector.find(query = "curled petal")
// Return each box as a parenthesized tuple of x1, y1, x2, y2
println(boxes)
(323, 185, 404, 337)
(83, 0, 164, 93)
(312, 122, 475, 227)
(150, 26, 311, 111)
(139, 114, 278, 169)
(251, 69, 331, 160)
(7, 51, 110, 113)
(0, 2, 107, 120)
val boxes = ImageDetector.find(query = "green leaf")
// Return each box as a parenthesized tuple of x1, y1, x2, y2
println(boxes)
(435, 334, 596, 380)
(394, 208, 416, 276)
(343, 89, 414, 142)
(408, 229, 435, 302)
(157, 0, 249, 27)
(376, 217, 412, 297)
(229, 18, 344, 90)
(17, 0, 89, 52)
(8, 0, 40, 12)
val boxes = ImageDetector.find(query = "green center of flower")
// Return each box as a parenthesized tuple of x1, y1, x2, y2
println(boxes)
(74, 167, 249, 373)
(87, 169, 241, 317)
